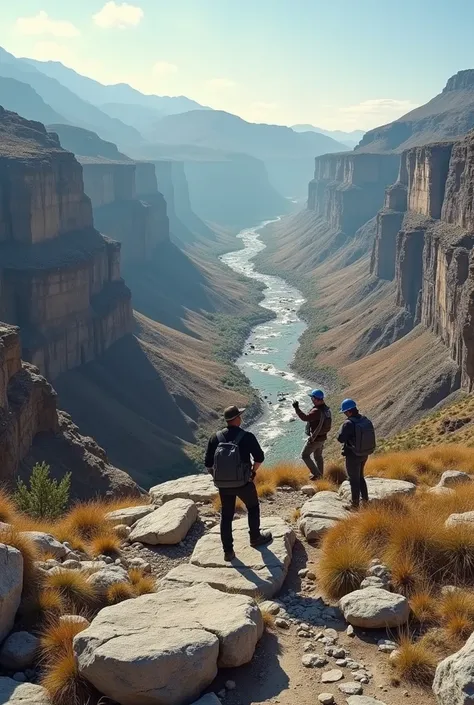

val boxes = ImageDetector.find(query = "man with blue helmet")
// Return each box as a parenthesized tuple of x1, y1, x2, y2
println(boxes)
(292, 389, 332, 479)
(337, 399, 376, 508)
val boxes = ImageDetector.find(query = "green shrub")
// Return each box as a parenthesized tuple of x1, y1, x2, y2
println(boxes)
(15, 462, 71, 520)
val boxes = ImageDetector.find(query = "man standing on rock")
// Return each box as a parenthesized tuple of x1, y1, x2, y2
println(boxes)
(337, 398, 376, 509)
(292, 389, 332, 480)
(205, 405, 273, 562)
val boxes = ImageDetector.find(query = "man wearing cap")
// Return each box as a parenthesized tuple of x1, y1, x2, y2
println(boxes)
(337, 399, 375, 509)
(205, 405, 272, 561)
(292, 389, 332, 480)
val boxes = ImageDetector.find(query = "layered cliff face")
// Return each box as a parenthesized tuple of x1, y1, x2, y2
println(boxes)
(0, 324, 139, 498)
(308, 152, 399, 237)
(0, 109, 133, 381)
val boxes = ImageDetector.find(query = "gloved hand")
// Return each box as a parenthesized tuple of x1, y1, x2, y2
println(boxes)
(292, 400, 299, 409)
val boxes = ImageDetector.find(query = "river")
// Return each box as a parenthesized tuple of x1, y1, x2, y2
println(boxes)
(220, 218, 317, 464)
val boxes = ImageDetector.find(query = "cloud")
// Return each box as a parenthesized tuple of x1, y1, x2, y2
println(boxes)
(15, 10, 80, 37)
(152, 61, 178, 76)
(28, 41, 74, 63)
(206, 78, 236, 90)
(339, 98, 419, 126)
(93, 2, 143, 29)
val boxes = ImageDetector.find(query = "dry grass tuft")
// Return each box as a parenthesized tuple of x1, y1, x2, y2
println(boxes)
(133, 574, 156, 596)
(40, 618, 92, 705)
(262, 611, 275, 630)
(256, 482, 275, 499)
(257, 463, 308, 490)
(313, 478, 338, 492)
(88, 532, 121, 558)
(325, 461, 347, 486)
(212, 495, 245, 513)
(291, 507, 301, 523)
(389, 553, 424, 597)
(368, 444, 474, 486)
(391, 636, 437, 687)
(40, 618, 88, 660)
(0, 527, 39, 592)
(438, 590, 474, 642)
(107, 581, 135, 604)
(409, 590, 438, 625)
(0, 488, 16, 523)
(318, 539, 370, 599)
(61, 502, 110, 542)
(44, 570, 97, 612)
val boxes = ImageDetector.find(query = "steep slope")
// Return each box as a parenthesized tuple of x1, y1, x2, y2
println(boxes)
(292, 125, 365, 148)
(0, 75, 66, 125)
(0, 47, 142, 148)
(48, 123, 130, 161)
(358, 70, 474, 153)
(148, 109, 347, 197)
(25, 58, 208, 114)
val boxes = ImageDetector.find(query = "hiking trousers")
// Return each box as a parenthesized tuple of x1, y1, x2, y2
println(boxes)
(301, 439, 325, 478)
(219, 482, 260, 552)
(345, 453, 369, 507)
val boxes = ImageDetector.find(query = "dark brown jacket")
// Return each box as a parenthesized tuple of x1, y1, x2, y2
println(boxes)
(295, 404, 332, 441)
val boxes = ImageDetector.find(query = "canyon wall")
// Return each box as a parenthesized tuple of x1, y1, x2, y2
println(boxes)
(308, 151, 399, 235)
(371, 131, 474, 391)
(0, 107, 133, 381)
(81, 158, 170, 266)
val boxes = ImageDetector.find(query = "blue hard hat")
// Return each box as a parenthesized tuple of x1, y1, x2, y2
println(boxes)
(309, 389, 325, 399)
(340, 398, 357, 413)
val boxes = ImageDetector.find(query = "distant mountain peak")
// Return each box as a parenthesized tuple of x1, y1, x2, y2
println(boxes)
(443, 69, 474, 93)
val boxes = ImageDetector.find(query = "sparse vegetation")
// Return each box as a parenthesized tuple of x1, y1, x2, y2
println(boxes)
(40, 618, 92, 705)
(89, 532, 121, 558)
(318, 539, 370, 599)
(44, 569, 97, 612)
(391, 636, 437, 687)
(14, 462, 71, 520)
(107, 582, 135, 604)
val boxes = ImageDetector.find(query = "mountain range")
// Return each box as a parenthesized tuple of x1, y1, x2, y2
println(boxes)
(292, 125, 366, 148)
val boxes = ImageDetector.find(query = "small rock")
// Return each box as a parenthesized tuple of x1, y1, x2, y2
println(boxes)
(321, 669, 343, 683)
(62, 559, 81, 570)
(298, 568, 309, 578)
(339, 682, 363, 695)
(324, 628, 338, 641)
(333, 648, 346, 658)
(275, 618, 290, 629)
(260, 600, 281, 615)
(301, 485, 316, 497)
(306, 570, 317, 581)
(12, 673, 27, 683)
(378, 639, 397, 653)
(0, 632, 39, 670)
(347, 625, 355, 637)
(60, 615, 90, 628)
(336, 659, 348, 667)
(318, 695, 334, 705)
(301, 654, 327, 668)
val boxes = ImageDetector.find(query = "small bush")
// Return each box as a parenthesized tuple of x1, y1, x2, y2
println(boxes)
(318, 539, 369, 599)
(40, 619, 88, 660)
(44, 570, 97, 612)
(62, 502, 110, 542)
(438, 590, 474, 641)
(107, 582, 135, 604)
(40, 619, 92, 705)
(38, 588, 65, 618)
(389, 553, 424, 597)
(89, 532, 121, 558)
(14, 462, 70, 520)
(409, 590, 438, 625)
(391, 637, 437, 687)
(325, 461, 346, 486)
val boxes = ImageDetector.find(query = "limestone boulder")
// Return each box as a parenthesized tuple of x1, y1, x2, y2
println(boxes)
(445, 511, 474, 528)
(433, 631, 474, 704)
(150, 474, 217, 504)
(438, 470, 472, 488)
(105, 505, 154, 527)
(20, 532, 68, 560)
(339, 587, 409, 628)
(0, 545, 23, 642)
(86, 566, 130, 593)
(0, 678, 51, 704)
(0, 631, 39, 670)
(299, 491, 349, 542)
(428, 485, 455, 497)
(339, 477, 416, 503)
(74, 584, 262, 705)
(129, 499, 197, 545)
(162, 517, 295, 598)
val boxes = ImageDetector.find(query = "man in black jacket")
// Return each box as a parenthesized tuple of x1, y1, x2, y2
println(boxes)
(337, 398, 371, 508)
(292, 389, 332, 479)
(205, 405, 272, 561)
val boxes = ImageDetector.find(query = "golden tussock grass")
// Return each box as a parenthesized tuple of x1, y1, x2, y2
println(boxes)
(128, 569, 156, 595)
(40, 619, 92, 705)
(391, 636, 437, 687)
(409, 590, 438, 625)
(367, 444, 474, 486)
(438, 590, 474, 642)
(318, 539, 370, 599)
(0, 488, 16, 523)
(44, 570, 97, 612)
(256, 482, 275, 499)
(262, 611, 275, 630)
(313, 478, 338, 492)
(257, 463, 309, 490)
(37, 588, 65, 617)
(325, 461, 347, 486)
(40, 619, 88, 660)
(290, 507, 301, 522)
(212, 496, 245, 513)
(88, 532, 121, 558)
(106, 582, 135, 604)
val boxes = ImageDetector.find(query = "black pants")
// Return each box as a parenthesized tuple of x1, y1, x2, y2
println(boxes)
(219, 482, 260, 552)
(345, 454, 369, 506)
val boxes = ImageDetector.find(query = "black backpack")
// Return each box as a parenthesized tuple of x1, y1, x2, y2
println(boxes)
(212, 430, 252, 488)
(350, 416, 376, 456)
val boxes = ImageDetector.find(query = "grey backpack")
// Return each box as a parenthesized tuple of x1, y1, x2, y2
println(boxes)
(350, 416, 376, 456)
(212, 430, 251, 488)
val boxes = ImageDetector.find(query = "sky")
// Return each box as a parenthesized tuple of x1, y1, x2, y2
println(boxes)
(1, 0, 474, 131)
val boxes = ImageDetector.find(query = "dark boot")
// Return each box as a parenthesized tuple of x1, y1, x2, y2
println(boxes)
(224, 549, 236, 562)
(250, 531, 273, 547)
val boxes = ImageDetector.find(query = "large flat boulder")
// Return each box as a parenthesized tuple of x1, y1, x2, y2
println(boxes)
(150, 474, 217, 504)
(339, 477, 416, 503)
(0, 678, 51, 704)
(105, 505, 154, 527)
(74, 584, 262, 705)
(339, 587, 409, 628)
(445, 511, 474, 528)
(162, 517, 295, 598)
(433, 631, 474, 704)
(299, 491, 349, 542)
(0, 544, 23, 642)
(129, 499, 197, 545)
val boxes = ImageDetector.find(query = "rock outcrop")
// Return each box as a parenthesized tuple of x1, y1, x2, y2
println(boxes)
(0, 108, 133, 381)
(371, 130, 474, 391)
(0, 544, 23, 642)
